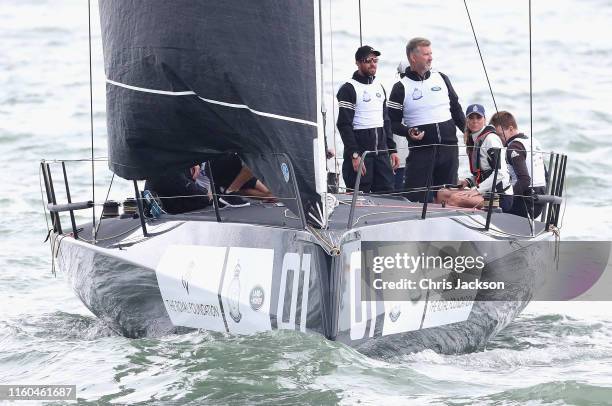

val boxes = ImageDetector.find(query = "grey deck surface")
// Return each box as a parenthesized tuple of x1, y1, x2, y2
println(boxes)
(72, 194, 547, 249)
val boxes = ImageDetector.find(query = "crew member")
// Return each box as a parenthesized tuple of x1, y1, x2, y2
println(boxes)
(336, 45, 400, 193)
(144, 165, 211, 214)
(437, 104, 513, 211)
(388, 37, 465, 202)
(490, 111, 547, 218)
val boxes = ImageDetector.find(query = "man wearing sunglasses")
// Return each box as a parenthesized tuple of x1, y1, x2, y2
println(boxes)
(388, 37, 466, 202)
(336, 45, 400, 193)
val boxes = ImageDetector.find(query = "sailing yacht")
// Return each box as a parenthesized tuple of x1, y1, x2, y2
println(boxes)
(41, 0, 567, 355)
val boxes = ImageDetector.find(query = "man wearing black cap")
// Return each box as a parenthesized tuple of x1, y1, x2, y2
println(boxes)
(388, 37, 465, 202)
(336, 45, 399, 193)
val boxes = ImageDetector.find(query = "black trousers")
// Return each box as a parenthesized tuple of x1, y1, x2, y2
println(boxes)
(509, 186, 546, 218)
(403, 145, 459, 202)
(342, 153, 394, 193)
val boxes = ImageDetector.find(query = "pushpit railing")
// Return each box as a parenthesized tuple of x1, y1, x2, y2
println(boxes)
(41, 153, 310, 241)
(346, 145, 567, 233)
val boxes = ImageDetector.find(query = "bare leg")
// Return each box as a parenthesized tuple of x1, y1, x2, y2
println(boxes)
(437, 188, 483, 209)
(226, 167, 255, 193)
(436, 188, 454, 204)
(241, 180, 276, 201)
(446, 189, 483, 209)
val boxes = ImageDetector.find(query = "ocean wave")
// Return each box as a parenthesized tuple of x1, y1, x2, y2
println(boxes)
(482, 380, 612, 405)
(3, 311, 116, 342)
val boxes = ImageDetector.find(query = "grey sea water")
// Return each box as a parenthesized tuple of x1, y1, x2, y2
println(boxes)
(1, 0, 611, 404)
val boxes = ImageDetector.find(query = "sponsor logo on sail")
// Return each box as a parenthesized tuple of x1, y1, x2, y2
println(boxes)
(281, 163, 290, 183)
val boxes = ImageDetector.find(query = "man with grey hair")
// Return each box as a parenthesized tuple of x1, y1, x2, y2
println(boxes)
(388, 37, 465, 202)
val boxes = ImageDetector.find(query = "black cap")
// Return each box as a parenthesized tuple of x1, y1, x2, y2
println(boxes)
(355, 45, 381, 61)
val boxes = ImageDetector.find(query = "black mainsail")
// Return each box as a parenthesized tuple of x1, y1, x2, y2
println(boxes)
(99, 0, 327, 224)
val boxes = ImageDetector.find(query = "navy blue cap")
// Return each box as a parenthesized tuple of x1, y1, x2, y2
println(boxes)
(466, 104, 485, 117)
(355, 45, 381, 61)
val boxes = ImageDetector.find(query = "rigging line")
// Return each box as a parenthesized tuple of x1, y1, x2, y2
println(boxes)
(38, 164, 51, 232)
(45, 157, 109, 163)
(558, 175, 568, 229)
(529, 0, 535, 236)
(77, 223, 143, 244)
(358, 0, 363, 46)
(88, 0, 96, 238)
(317, 0, 329, 174)
(462, 0, 498, 113)
(94, 173, 115, 240)
(457, 212, 548, 239)
(329, 0, 339, 187)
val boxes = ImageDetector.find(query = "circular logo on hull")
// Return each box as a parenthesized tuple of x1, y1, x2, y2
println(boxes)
(249, 285, 265, 311)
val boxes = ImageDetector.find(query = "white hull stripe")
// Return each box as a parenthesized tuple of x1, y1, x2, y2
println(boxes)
(106, 78, 318, 128)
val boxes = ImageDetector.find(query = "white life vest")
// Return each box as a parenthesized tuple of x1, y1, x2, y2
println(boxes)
(393, 133, 409, 166)
(347, 79, 385, 130)
(400, 71, 452, 127)
(507, 135, 547, 188)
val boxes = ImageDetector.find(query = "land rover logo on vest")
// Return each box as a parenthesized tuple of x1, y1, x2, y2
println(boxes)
(431, 86, 442, 91)
(228, 262, 242, 323)
(362, 90, 371, 102)
(280, 162, 290, 183)
(249, 285, 265, 311)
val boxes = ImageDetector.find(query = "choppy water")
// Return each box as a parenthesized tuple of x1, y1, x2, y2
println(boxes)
(1, 0, 611, 404)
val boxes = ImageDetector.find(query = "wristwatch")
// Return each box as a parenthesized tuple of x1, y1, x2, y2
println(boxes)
(352, 152, 360, 160)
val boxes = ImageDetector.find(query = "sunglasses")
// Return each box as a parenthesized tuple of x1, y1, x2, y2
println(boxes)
(361, 57, 379, 64)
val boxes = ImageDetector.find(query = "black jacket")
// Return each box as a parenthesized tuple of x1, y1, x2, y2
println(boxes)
(505, 133, 533, 196)
(336, 71, 396, 158)
(388, 68, 465, 146)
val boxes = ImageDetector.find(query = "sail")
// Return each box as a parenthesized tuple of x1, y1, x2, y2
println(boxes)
(99, 0, 327, 225)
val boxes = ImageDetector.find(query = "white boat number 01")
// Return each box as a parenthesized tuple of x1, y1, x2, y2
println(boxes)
(277, 252, 311, 332)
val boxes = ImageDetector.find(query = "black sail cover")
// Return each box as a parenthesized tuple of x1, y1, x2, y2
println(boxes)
(99, 0, 327, 225)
